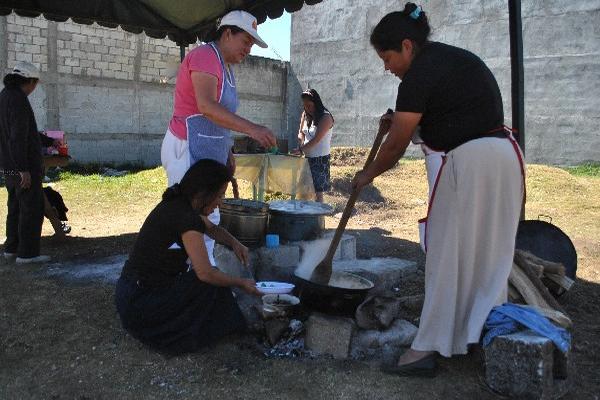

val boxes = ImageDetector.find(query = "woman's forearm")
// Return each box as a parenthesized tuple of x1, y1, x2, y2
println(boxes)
(363, 141, 405, 180)
(194, 265, 245, 288)
(205, 224, 238, 247)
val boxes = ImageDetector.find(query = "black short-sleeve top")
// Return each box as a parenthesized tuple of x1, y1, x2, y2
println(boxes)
(395, 42, 504, 152)
(121, 197, 206, 286)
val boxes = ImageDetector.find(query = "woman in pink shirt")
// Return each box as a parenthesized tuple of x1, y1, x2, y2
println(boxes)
(161, 10, 276, 266)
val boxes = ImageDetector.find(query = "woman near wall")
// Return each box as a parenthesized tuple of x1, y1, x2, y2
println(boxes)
(353, 3, 525, 376)
(115, 159, 260, 355)
(161, 10, 277, 266)
(295, 88, 334, 202)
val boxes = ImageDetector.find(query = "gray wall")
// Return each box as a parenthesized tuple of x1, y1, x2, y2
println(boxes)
(288, 0, 600, 165)
(0, 14, 288, 166)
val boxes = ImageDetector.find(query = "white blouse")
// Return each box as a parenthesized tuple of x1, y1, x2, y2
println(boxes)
(301, 112, 332, 158)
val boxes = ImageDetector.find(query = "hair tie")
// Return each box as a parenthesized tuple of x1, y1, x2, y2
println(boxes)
(409, 6, 422, 20)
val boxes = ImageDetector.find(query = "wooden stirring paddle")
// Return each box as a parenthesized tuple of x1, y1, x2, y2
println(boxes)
(310, 110, 393, 285)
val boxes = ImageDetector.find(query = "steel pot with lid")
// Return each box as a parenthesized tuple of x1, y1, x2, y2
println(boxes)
(268, 200, 334, 242)
(219, 198, 269, 248)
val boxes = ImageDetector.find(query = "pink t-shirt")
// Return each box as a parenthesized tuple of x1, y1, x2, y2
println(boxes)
(168, 44, 224, 140)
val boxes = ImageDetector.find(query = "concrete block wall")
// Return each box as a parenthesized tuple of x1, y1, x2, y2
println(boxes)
(288, 0, 600, 165)
(0, 14, 288, 166)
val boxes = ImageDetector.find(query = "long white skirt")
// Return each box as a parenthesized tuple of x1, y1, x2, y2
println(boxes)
(161, 129, 220, 266)
(412, 136, 524, 357)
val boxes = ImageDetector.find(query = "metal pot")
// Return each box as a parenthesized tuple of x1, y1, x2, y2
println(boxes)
(268, 200, 334, 242)
(515, 217, 577, 279)
(293, 271, 374, 317)
(219, 199, 269, 248)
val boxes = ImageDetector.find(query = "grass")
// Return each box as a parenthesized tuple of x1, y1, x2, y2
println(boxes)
(563, 162, 600, 177)
(0, 153, 598, 280)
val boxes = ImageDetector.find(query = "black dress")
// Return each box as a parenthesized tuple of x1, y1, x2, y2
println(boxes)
(115, 197, 246, 355)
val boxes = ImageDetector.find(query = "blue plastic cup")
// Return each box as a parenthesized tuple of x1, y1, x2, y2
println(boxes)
(265, 234, 279, 248)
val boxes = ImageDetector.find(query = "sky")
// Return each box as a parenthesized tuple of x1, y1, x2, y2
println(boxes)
(250, 11, 291, 61)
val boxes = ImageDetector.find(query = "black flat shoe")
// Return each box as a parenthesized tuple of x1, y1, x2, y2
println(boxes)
(381, 352, 438, 377)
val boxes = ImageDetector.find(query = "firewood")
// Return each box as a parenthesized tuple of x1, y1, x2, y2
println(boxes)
(514, 249, 566, 276)
(517, 261, 567, 314)
(545, 273, 575, 291)
(528, 305, 572, 329)
(508, 283, 523, 303)
(509, 263, 550, 309)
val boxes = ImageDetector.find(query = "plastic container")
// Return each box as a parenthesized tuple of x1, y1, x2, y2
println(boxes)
(265, 234, 279, 248)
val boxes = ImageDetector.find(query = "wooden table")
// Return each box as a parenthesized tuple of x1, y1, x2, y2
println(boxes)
(43, 155, 70, 240)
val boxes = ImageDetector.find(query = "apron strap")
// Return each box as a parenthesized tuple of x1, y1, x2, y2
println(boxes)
(423, 154, 447, 252)
(491, 125, 526, 204)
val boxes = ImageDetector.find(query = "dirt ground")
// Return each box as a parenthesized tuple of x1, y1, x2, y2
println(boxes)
(1, 150, 599, 399)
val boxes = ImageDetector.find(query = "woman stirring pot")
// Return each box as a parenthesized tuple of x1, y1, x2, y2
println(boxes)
(353, 3, 525, 376)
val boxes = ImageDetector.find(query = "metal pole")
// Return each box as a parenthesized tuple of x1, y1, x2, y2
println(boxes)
(509, 0, 526, 220)
(509, 0, 525, 155)
(179, 44, 186, 62)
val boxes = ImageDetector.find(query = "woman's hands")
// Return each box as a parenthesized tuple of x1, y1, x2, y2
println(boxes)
(249, 125, 277, 148)
(290, 147, 303, 156)
(232, 240, 249, 267)
(238, 278, 261, 296)
(352, 169, 373, 191)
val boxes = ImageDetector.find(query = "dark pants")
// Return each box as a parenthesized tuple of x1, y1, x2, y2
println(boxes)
(115, 271, 247, 355)
(4, 174, 44, 258)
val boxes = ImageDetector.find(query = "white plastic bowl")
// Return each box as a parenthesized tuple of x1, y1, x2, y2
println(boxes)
(255, 281, 295, 294)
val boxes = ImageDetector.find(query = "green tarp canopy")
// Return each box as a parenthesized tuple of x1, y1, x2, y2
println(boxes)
(0, 0, 323, 45)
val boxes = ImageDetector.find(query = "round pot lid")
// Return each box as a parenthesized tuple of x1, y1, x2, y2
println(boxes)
(222, 198, 269, 213)
(268, 200, 334, 215)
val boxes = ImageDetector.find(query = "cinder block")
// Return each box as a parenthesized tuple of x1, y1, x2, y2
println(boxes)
(254, 245, 300, 282)
(485, 330, 571, 400)
(305, 312, 356, 359)
(332, 258, 418, 292)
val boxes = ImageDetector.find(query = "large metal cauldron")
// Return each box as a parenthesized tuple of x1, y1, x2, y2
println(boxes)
(268, 200, 334, 242)
(293, 271, 374, 317)
(515, 218, 577, 279)
(219, 199, 269, 248)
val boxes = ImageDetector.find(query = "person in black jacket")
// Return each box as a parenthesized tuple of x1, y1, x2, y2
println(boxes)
(0, 61, 51, 263)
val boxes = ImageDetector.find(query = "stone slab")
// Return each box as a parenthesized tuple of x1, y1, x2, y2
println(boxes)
(332, 257, 418, 292)
(485, 330, 571, 400)
(305, 312, 356, 359)
(350, 318, 418, 360)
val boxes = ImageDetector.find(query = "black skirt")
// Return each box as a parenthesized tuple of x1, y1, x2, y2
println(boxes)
(115, 271, 246, 355)
(307, 154, 331, 192)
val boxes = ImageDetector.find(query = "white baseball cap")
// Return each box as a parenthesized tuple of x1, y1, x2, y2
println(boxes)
(12, 61, 40, 79)
(218, 10, 268, 48)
